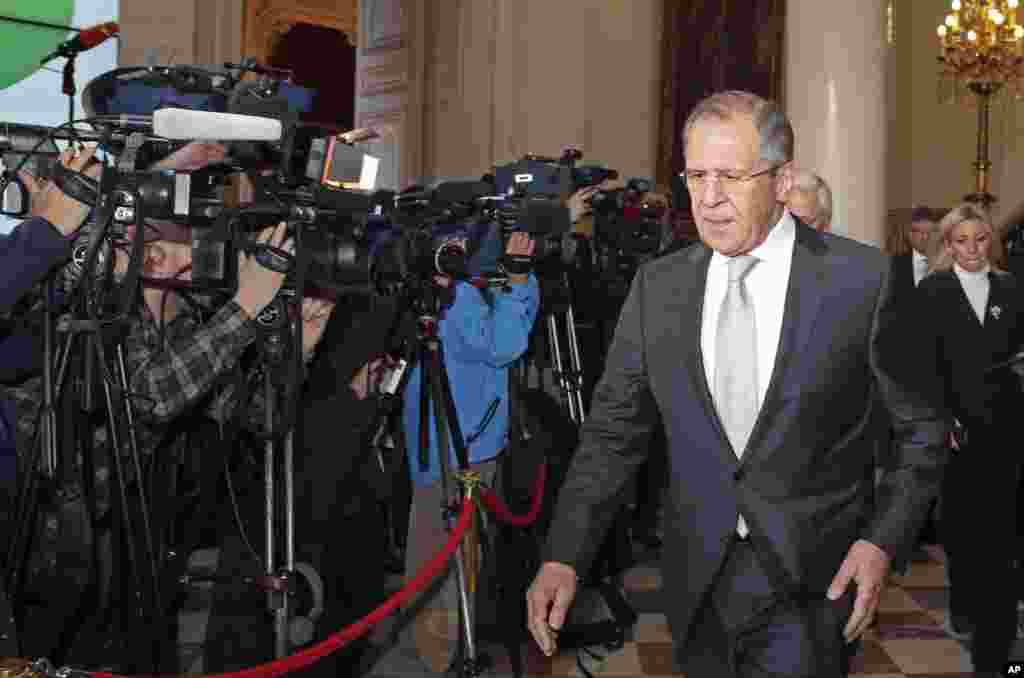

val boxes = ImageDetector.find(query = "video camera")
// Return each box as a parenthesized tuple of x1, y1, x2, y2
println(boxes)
(372, 166, 580, 293)
(0, 61, 384, 306)
(485, 150, 609, 275)
(589, 177, 665, 297)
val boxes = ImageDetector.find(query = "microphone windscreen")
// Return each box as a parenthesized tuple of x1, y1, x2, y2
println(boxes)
(153, 108, 282, 141)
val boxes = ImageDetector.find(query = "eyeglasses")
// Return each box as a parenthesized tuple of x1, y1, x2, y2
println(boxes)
(679, 164, 782, 192)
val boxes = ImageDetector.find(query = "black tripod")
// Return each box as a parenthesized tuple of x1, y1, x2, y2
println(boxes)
(361, 279, 497, 678)
(536, 269, 587, 425)
(528, 265, 638, 653)
(5, 161, 172, 671)
(249, 295, 324, 661)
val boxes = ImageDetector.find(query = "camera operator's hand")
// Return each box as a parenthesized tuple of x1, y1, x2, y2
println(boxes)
(18, 170, 48, 219)
(349, 356, 394, 400)
(28, 144, 101, 236)
(234, 222, 291, 319)
(568, 185, 600, 224)
(301, 298, 334, 363)
(504, 232, 535, 284)
(149, 142, 228, 172)
(567, 179, 627, 225)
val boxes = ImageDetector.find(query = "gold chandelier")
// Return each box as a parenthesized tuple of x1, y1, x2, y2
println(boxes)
(937, 0, 1024, 93)
(936, 0, 1024, 207)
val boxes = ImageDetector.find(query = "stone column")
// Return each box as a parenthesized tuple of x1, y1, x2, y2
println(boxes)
(403, 0, 662, 185)
(194, 0, 244, 68)
(785, 0, 888, 246)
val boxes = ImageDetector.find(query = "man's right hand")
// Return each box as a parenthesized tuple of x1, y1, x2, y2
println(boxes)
(26, 144, 101, 236)
(526, 561, 578, 656)
(567, 185, 600, 224)
(234, 222, 291, 319)
(149, 141, 227, 172)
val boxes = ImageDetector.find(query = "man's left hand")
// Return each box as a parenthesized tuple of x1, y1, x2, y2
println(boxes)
(30, 144, 102, 236)
(827, 539, 891, 643)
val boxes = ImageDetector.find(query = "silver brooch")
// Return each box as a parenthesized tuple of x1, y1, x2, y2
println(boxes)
(991, 305, 1003, 320)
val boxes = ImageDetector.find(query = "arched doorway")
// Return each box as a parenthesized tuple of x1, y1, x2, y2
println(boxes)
(269, 23, 356, 131)
(243, 0, 358, 131)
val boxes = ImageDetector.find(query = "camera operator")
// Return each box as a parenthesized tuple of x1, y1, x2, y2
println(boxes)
(0, 145, 100, 312)
(567, 179, 677, 552)
(0, 146, 100, 507)
(1, 142, 336, 667)
(254, 292, 399, 677)
(4, 145, 297, 455)
(389, 228, 539, 675)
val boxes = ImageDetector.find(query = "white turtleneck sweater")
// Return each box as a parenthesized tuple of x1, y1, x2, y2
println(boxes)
(954, 262, 991, 325)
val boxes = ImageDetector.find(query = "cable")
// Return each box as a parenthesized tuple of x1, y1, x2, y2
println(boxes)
(222, 421, 264, 568)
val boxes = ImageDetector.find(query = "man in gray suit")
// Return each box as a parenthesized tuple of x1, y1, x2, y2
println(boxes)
(526, 91, 948, 677)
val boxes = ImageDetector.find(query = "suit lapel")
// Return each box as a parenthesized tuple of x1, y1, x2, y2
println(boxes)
(897, 254, 915, 293)
(741, 224, 829, 467)
(984, 271, 1011, 337)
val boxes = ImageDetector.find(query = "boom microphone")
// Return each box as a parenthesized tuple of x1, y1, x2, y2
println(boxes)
(153, 108, 283, 142)
(41, 21, 119, 63)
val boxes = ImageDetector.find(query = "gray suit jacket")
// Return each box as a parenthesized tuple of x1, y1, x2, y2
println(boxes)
(544, 223, 948, 652)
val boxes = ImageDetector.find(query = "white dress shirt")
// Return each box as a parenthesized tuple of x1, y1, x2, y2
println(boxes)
(954, 262, 991, 325)
(912, 250, 929, 287)
(702, 210, 797, 420)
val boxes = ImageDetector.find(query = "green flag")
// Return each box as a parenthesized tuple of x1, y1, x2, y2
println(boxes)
(0, 1, 76, 90)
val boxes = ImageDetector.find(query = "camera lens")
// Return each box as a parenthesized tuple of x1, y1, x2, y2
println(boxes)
(435, 240, 468, 278)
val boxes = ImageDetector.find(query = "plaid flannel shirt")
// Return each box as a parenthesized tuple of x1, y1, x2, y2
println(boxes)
(5, 298, 263, 464)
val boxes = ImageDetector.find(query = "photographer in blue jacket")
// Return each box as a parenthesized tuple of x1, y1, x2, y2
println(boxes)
(398, 221, 540, 674)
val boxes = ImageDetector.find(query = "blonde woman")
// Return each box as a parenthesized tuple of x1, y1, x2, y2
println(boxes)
(916, 203, 1024, 675)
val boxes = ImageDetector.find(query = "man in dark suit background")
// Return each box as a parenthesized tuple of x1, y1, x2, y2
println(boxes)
(879, 207, 943, 542)
(526, 90, 948, 677)
(895, 207, 941, 291)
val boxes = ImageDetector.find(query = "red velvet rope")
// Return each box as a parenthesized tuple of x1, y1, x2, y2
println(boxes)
(479, 461, 546, 527)
(92, 496, 476, 678)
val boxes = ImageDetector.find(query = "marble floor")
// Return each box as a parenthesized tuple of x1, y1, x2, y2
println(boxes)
(362, 543, 1023, 677)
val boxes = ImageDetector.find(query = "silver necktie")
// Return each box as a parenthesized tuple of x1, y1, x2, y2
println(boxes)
(714, 255, 759, 536)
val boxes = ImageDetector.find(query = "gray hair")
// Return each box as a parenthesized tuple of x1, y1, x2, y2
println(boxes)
(682, 90, 794, 166)
(792, 170, 833, 228)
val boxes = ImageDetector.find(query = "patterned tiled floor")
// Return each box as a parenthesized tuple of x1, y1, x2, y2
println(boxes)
(366, 543, 1023, 676)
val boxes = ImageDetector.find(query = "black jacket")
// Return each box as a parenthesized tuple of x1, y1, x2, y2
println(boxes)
(916, 269, 1024, 434)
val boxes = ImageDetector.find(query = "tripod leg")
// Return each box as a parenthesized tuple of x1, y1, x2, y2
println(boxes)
(262, 375, 289, 660)
(5, 318, 80, 599)
(97, 350, 148, 671)
(112, 345, 167, 666)
(547, 314, 581, 424)
(281, 428, 295, 657)
(423, 344, 486, 678)
(563, 304, 587, 423)
(114, 345, 161, 605)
